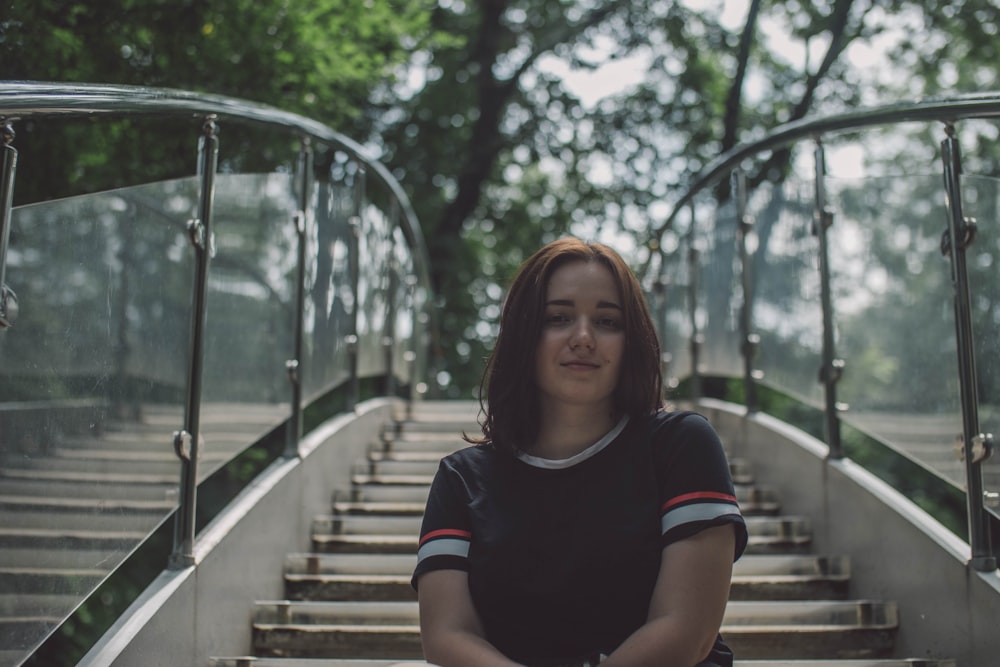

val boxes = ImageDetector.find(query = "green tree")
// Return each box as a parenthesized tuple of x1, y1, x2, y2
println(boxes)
(366, 0, 1000, 397)
(2, 0, 435, 202)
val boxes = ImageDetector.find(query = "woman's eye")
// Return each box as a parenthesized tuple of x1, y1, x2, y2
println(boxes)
(596, 317, 622, 330)
(546, 313, 569, 325)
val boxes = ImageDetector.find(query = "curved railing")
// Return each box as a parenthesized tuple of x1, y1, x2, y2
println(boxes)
(0, 82, 434, 664)
(643, 92, 1000, 573)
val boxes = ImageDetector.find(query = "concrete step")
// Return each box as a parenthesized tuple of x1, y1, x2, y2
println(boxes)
(209, 659, 957, 667)
(0, 546, 125, 570)
(337, 483, 780, 516)
(0, 506, 165, 533)
(0, 494, 174, 514)
(0, 592, 79, 617)
(0, 467, 178, 486)
(0, 476, 178, 502)
(0, 526, 145, 551)
(0, 567, 105, 594)
(282, 552, 849, 603)
(311, 512, 811, 541)
(344, 475, 781, 515)
(310, 532, 810, 557)
(283, 552, 845, 577)
(0, 618, 60, 655)
(6, 448, 229, 477)
(357, 456, 756, 485)
(249, 599, 898, 660)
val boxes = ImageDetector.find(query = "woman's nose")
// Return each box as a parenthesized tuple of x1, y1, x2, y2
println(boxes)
(569, 320, 595, 349)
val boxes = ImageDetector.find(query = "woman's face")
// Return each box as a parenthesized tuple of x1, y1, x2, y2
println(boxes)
(534, 260, 625, 415)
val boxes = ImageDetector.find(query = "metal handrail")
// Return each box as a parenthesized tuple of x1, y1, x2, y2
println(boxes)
(650, 91, 1000, 572)
(0, 81, 432, 295)
(1, 81, 435, 566)
(647, 91, 1000, 250)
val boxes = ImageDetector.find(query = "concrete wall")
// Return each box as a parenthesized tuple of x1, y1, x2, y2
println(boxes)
(700, 398, 1000, 666)
(79, 397, 400, 667)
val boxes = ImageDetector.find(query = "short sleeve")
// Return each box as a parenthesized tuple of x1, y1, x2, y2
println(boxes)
(411, 457, 473, 590)
(652, 412, 749, 560)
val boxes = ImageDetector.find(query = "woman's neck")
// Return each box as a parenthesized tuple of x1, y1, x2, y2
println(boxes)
(531, 404, 617, 459)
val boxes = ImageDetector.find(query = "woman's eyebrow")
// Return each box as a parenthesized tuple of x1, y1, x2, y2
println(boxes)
(545, 298, 622, 310)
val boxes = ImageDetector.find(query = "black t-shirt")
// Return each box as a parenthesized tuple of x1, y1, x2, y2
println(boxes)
(412, 410, 749, 666)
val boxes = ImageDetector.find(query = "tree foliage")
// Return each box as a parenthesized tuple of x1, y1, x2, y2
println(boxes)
(6, 0, 1000, 396)
(2, 0, 435, 202)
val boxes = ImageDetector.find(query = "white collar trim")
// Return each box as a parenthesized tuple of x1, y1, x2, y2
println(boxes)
(516, 415, 629, 469)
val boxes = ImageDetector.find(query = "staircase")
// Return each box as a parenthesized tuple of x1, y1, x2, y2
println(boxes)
(0, 402, 285, 666)
(208, 401, 956, 667)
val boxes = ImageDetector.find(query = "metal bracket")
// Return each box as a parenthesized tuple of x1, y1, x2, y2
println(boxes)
(812, 207, 834, 236)
(173, 429, 205, 462)
(742, 332, 760, 360)
(985, 490, 1000, 510)
(285, 358, 299, 384)
(173, 430, 193, 462)
(0, 284, 16, 329)
(954, 432, 994, 464)
(940, 216, 978, 257)
(818, 357, 845, 384)
(186, 218, 216, 257)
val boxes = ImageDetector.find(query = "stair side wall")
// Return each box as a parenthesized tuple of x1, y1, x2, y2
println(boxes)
(701, 398, 1000, 666)
(78, 397, 401, 667)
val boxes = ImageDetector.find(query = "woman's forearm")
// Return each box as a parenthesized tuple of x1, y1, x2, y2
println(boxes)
(422, 628, 525, 667)
(599, 614, 717, 667)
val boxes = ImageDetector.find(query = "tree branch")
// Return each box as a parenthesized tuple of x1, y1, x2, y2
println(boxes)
(750, 0, 861, 190)
(721, 0, 762, 154)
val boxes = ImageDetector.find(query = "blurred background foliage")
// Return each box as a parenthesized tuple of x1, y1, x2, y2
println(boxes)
(5, 0, 1000, 396)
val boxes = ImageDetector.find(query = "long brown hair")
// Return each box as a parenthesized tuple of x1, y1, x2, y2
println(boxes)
(470, 237, 663, 450)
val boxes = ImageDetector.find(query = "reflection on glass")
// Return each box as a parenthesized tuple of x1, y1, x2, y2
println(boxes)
(824, 174, 971, 488)
(302, 176, 356, 400)
(357, 195, 393, 377)
(0, 180, 197, 658)
(749, 179, 825, 407)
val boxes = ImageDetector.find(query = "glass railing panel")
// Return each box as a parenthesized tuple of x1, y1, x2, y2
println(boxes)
(302, 177, 356, 400)
(824, 174, 965, 487)
(197, 173, 299, 477)
(694, 197, 743, 380)
(391, 225, 417, 390)
(958, 174, 1000, 518)
(648, 223, 694, 392)
(751, 178, 825, 407)
(356, 188, 393, 378)
(0, 179, 197, 659)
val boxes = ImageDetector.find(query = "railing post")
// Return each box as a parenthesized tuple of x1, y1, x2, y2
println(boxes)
(285, 139, 313, 458)
(346, 166, 365, 409)
(651, 253, 674, 399)
(732, 169, 760, 413)
(813, 139, 845, 459)
(0, 120, 19, 330)
(687, 203, 702, 402)
(403, 273, 419, 420)
(383, 254, 398, 399)
(940, 123, 997, 572)
(169, 115, 219, 570)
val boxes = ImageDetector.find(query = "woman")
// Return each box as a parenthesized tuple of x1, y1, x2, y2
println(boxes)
(412, 238, 748, 666)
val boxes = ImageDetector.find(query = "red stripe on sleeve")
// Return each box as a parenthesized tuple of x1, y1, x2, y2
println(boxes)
(419, 528, 472, 547)
(661, 491, 738, 513)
